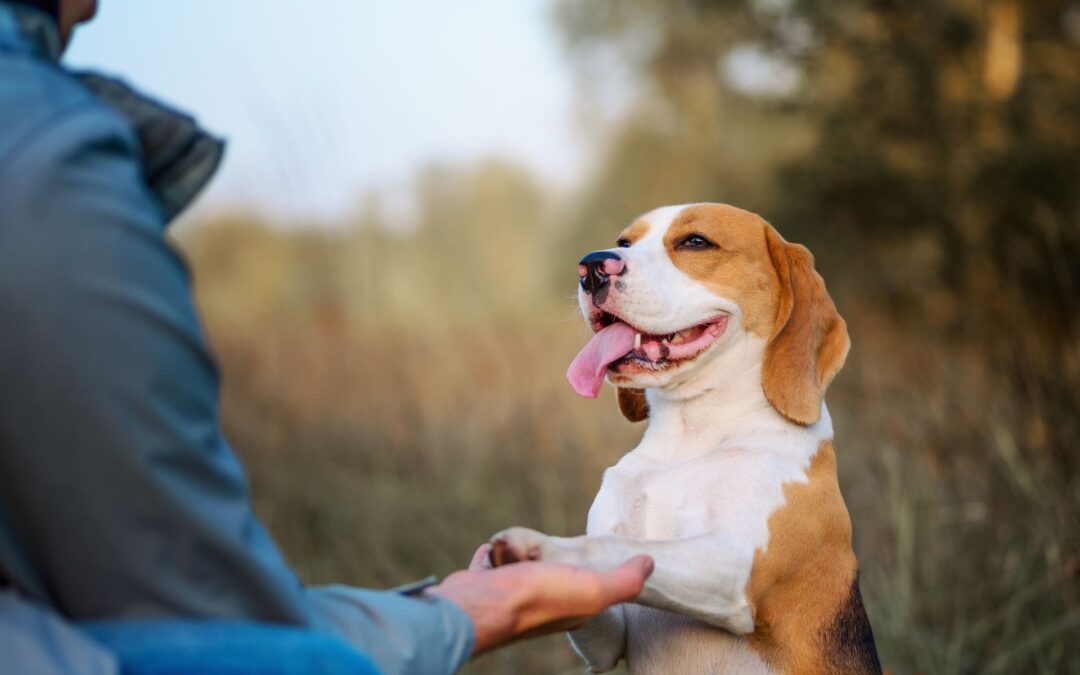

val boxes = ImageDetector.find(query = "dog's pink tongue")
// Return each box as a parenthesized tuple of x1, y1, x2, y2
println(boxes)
(567, 322, 637, 399)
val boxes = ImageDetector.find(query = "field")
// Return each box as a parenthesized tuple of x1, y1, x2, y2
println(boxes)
(181, 211, 1079, 674)
(171, 6, 1080, 671)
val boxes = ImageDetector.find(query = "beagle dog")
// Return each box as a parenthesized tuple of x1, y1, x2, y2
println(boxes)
(489, 204, 881, 674)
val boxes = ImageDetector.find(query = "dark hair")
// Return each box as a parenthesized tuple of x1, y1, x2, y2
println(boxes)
(10, 0, 59, 20)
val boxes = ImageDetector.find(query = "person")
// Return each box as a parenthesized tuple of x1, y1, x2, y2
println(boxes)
(0, 1, 654, 673)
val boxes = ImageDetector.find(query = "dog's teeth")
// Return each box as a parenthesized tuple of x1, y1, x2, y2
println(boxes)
(634, 333, 642, 349)
(661, 336, 670, 344)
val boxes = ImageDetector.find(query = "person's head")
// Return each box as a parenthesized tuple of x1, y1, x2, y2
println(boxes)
(58, 0, 97, 44)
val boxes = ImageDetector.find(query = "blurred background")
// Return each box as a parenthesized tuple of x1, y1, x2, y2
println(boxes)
(68, 1, 1079, 673)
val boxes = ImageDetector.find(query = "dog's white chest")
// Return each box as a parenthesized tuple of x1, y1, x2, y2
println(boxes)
(587, 459, 649, 538)
(588, 457, 706, 539)
(587, 447, 794, 544)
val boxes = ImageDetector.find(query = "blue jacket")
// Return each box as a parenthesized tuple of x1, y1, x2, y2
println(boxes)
(0, 3, 474, 673)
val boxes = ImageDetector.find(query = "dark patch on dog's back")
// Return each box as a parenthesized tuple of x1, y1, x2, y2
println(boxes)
(823, 572, 881, 674)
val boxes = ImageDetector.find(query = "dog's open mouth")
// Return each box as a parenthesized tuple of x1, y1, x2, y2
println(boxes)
(567, 311, 728, 398)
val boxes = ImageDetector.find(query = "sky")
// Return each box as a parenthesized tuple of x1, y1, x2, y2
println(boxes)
(64, 1, 581, 223)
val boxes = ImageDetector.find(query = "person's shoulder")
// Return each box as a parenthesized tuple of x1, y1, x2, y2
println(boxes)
(0, 53, 145, 231)
(0, 51, 130, 175)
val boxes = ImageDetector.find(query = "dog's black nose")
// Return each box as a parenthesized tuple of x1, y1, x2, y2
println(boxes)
(578, 251, 626, 295)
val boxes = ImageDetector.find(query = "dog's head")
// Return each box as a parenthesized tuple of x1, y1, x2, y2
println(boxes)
(567, 203, 849, 426)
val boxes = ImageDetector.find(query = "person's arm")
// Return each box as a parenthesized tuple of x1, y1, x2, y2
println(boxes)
(0, 102, 480, 673)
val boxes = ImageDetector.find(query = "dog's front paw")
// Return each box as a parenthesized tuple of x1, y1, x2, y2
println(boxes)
(488, 527, 552, 567)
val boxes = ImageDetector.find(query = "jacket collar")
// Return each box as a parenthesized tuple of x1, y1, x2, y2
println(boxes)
(0, 1, 225, 220)
(0, 1, 61, 61)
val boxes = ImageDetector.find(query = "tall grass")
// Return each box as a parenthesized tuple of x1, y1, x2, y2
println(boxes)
(206, 320, 635, 673)
(182, 211, 1078, 674)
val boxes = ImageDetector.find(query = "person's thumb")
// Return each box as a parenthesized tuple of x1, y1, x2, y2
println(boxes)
(597, 555, 654, 604)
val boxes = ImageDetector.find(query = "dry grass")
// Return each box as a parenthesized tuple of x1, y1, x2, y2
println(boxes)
(207, 318, 638, 674)
(182, 215, 1079, 674)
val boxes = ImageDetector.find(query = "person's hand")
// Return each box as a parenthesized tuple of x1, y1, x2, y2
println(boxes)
(426, 544, 653, 654)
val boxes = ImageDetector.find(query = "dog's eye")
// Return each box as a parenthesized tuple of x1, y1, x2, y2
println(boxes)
(616, 238, 632, 248)
(678, 234, 715, 250)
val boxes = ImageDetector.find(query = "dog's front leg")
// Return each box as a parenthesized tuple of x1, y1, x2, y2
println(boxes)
(491, 527, 755, 635)
(568, 605, 627, 673)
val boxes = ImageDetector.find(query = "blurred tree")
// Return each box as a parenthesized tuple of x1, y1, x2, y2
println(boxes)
(778, 0, 1080, 324)
(555, 0, 815, 256)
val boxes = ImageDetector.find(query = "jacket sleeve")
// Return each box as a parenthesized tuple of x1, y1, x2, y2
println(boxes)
(0, 104, 473, 674)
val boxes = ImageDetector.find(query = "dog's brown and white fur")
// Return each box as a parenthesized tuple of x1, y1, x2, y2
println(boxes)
(490, 204, 880, 674)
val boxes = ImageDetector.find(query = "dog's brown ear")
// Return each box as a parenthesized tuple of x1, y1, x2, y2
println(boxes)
(761, 226, 850, 425)
(618, 387, 649, 422)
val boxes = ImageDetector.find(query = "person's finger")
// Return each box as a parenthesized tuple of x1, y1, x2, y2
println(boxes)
(593, 555, 654, 605)
(469, 543, 493, 570)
